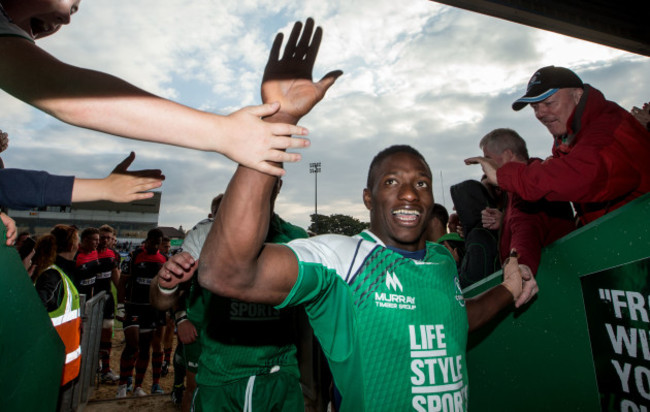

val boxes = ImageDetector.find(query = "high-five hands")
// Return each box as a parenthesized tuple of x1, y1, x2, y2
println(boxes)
(262, 18, 343, 124)
(501, 249, 538, 308)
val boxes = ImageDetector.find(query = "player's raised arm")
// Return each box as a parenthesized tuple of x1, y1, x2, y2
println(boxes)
(198, 18, 341, 304)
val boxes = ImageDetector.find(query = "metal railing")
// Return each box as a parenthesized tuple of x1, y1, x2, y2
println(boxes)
(59, 291, 108, 412)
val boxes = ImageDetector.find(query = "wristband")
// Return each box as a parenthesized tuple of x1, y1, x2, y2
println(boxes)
(158, 283, 179, 295)
(174, 310, 188, 326)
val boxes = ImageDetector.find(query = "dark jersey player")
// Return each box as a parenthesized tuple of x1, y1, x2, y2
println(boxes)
(117, 228, 167, 397)
(73, 227, 100, 298)
(96, 225, 121, 383)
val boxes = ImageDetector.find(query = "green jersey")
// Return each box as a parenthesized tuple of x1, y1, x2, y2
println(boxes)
(183, 215, 309, 386)
(280, 230, 469, 411)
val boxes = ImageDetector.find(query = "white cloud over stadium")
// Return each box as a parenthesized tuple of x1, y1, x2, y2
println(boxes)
(1, 0, 648, 230)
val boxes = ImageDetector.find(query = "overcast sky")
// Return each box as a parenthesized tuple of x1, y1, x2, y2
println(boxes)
(2, 0, 649, 231)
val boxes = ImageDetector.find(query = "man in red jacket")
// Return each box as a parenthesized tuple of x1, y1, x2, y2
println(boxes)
(476, 128, 576, 303)
(467, 66, 650, 226)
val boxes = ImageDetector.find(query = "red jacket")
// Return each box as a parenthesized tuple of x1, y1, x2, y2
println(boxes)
(498, 85, 650, 225)
(500, 188, 575, 274)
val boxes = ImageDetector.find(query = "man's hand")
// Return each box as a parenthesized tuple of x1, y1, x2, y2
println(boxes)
(106, 152, 165, 201)
(261, 18, 343, 123)
(71, 152, 165, 203)
(465, 156, 498, 185)
(481, 207, 503, 230)
(158, 252, 197, 290)
(176, 319, 198, 345)
(515, 264, 538, 308)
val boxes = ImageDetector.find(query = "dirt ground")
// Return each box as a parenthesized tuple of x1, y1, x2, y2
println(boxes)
(85, 327, 181, 412)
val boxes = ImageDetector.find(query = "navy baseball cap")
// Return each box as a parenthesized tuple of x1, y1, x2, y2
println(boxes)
(512, 66, 583, 111)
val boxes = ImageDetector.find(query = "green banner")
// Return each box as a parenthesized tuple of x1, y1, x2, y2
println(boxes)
(465, 193, 650, 411)
(581, 258, 650, 411)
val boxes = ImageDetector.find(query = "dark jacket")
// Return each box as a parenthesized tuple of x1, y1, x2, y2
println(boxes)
(500, 166, 575, 274)
(450, 180, 499, 288)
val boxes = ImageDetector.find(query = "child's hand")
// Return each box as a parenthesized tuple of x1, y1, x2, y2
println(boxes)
(221, 103, 311, 176)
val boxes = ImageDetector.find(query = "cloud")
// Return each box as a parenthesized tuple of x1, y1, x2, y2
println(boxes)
(2, 0, 649, 232)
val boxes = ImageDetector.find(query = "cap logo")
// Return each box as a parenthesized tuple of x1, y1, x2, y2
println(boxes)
(527, 71, 542, 92)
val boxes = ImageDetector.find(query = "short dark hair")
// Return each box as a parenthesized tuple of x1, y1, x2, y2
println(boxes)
(479, 128, 529, 161)
(147, 228, 164, 241)
(80, 227, 99, 240)
(366, 145, 431, 189)
(431, 203, 449, 227)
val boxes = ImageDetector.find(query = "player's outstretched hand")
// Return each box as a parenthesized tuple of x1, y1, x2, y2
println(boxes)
(262, 17, 343, 125)
(515, 264, 538, 308)
(501, 249, 523, 302)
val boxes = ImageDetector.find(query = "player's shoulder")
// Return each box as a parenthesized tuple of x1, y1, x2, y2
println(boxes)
(287, 232, 375, 269)
(190, 218, 213, 232)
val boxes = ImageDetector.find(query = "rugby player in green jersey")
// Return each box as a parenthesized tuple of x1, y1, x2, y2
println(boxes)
(160, 18, 532, 411)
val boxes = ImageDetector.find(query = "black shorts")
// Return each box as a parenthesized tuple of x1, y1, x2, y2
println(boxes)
(123, 303, 165, 331)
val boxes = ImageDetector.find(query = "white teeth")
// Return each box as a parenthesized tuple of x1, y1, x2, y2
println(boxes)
(392, 209, 420, 216)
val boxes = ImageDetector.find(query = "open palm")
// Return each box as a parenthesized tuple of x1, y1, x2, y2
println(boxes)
(261, 18, 342, 124)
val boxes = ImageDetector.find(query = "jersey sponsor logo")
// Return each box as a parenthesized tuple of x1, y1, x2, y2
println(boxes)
(136, 277, 152, 285)
(79, 278, 96, 286)
(229, 301, 281, 321)
(374, 271, 416, 310)
(409, 324, 467, 411)
(386, 271, 403, 292)
(96, 271, 112, 279)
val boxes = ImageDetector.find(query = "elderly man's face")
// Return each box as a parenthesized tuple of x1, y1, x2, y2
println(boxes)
(530, 88, 583, 137)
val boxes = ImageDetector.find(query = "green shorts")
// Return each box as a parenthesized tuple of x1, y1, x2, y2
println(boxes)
(192, 370, 303, 412)
(183, 340, 202, 374)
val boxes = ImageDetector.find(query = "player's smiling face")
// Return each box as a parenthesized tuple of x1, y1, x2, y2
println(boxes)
(364, 151, 433, 251)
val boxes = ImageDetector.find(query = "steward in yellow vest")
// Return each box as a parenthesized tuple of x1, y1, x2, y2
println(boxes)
(43, 264, 82, 385)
